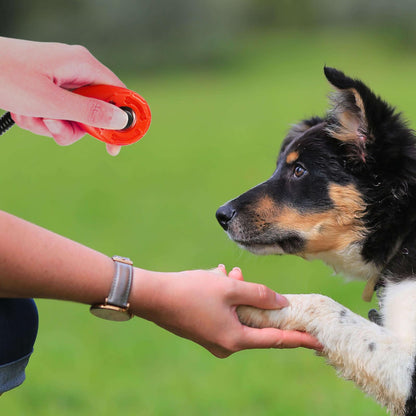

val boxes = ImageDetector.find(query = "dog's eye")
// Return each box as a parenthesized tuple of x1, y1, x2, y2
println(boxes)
(293, 164, 306, 178)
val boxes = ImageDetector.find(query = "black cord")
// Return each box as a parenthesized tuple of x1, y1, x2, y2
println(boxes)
(0, 112, 15, 136)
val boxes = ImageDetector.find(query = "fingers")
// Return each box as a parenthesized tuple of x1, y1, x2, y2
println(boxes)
(43, 119, 85, 145)
(215, 264, 244, 281)
(12, 114, 85, 145)
(228, 266, 244, 281)
(231, 280, 289, 310)
(106, 144, 121, 156)
(273, 329, 323, 350)
(11, 88, 128, 134)
(239, 327, 322, 351)
(213, 264, 244, 281)
(13, 114, 122, 154)
(216, 264, 287, 309)
(216, 264, 227, 275)
(11, 79, 128, 131)
(49, 86, 129, 130)
(11, 114, 52, 138)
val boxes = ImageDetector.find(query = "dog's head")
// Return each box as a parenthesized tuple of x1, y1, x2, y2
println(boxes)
(216, 68, 416, 277)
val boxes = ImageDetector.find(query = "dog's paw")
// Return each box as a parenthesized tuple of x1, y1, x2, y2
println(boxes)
(237, 294, 340, 333)
(237, 304, 287, 329)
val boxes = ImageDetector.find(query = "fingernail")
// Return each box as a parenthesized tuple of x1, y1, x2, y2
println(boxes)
(43, 119, 73, 146)
(106, 144, 121, 156)
(232, 267, 241, 273)
(276, 293, 289, 307)
(109, 106, 129, 130)
(43, 119, 61, 135)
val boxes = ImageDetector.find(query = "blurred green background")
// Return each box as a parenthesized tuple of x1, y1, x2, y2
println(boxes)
(1, 1, 416, 415)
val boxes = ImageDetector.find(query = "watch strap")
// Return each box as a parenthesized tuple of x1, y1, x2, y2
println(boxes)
(107, 256, 133, 308)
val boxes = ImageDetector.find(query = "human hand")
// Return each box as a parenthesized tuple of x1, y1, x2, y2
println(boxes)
(130, 265, 322, 358)
(223, 264, 322, 351)
(0, 37, 128, 155)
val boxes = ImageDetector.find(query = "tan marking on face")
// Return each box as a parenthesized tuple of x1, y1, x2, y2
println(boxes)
(253, 196, 280, 229)
(256, 195, 277, 213)
(251, 184, 366, 254)
(304, 183, 366, 253)
(286, 151, 299, 164)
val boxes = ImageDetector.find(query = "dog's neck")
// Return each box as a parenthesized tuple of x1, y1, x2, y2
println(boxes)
(305, 243, 380, 283)
(305, 227, 416, 301)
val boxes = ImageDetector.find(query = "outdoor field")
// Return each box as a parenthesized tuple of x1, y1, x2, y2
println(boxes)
(1, 29, 415, 415)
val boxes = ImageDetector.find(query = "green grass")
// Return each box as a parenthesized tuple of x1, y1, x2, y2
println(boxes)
(1, 28, 414, 415)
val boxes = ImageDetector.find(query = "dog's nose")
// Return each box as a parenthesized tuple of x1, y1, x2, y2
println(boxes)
(216, 204, 236, 231)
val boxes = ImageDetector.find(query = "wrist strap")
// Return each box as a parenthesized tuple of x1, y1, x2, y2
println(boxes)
(107, 256, 133, 308)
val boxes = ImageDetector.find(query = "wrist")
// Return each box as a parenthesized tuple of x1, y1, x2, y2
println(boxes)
(128, 267, 171, 319)
(90, 256, 135, 321)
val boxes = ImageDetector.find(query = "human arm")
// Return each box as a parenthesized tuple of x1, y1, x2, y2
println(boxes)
(0, 210, 321, 356)
(0, 37, 128, 155)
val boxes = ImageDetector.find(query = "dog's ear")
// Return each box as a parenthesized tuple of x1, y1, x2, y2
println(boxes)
(324, 67, 394, 163)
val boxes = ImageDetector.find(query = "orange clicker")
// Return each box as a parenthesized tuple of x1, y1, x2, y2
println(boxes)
(73, 85, 151, 146)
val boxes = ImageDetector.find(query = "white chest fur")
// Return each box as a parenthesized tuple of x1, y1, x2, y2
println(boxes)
(382, 280, 416, 352)
(305, 243, 379, 282)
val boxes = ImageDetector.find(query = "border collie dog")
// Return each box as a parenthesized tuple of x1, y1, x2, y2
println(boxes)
(216, 67, 416, 416)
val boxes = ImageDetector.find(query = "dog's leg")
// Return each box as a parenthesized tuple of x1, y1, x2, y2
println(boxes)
(238, 284, 416, 416)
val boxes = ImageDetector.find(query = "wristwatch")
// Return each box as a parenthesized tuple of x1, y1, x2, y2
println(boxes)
(90, 256, 134, 321)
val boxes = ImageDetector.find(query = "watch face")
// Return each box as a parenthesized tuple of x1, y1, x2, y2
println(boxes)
(112, 256, 133, 266)
(90, 304, 133, 321)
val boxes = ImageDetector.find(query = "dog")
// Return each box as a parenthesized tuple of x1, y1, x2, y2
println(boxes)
(216, 67, 416, 416)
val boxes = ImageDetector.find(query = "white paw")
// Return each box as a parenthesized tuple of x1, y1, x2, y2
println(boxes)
(237, 294, 340, 333)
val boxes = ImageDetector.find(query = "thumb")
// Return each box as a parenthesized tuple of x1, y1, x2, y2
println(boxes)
(4, 75, 128, 130)
(58, 89, 129, 130)
(232, 281, 289, 310)
(28, 81, 129, 130)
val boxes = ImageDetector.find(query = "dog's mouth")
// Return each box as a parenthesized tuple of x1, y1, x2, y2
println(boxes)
(235, 241, 286, 255)
(231, 232, 306, 255)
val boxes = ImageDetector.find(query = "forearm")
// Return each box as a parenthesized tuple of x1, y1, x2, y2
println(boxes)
(0, 210, 116, 304)
(0, 210, 167, 317)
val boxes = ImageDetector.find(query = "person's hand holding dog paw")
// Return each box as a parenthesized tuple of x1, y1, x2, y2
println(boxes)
(222, 264, 322, 351)
(129, 265, 322, 358)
